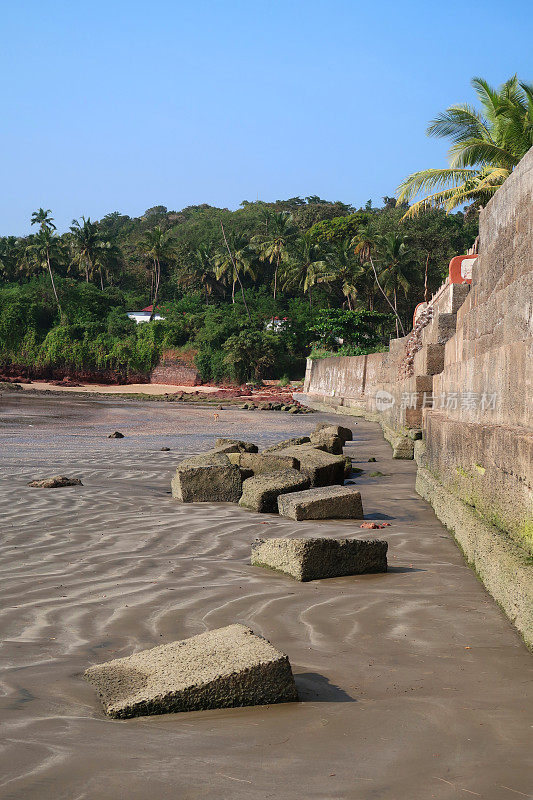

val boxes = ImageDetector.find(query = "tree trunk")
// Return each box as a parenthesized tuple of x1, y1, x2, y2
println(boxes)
(393, 289, 399, 338)
(220, 221, 251, 322)
(100, 268, 104, 291)
(46, 248, 62, 317)
(308, 285, 312, 311)
(150, 258, 160, 320)
(273, 253, 279, 300)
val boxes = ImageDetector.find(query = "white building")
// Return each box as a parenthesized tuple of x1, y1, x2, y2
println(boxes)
(127, 305, 165, 324)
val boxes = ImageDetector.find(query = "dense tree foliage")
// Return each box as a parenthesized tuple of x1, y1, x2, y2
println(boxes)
(0, 194, 478, 383)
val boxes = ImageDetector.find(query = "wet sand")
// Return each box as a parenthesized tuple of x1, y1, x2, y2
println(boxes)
(0, 394, 531, 800)
(17, 381, 221, 395)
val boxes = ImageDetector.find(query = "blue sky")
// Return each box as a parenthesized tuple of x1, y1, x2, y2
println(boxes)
(1, 0, 531, 234)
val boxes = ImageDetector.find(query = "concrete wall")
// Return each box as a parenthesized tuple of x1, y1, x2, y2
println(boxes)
(298, 146, 533, 645)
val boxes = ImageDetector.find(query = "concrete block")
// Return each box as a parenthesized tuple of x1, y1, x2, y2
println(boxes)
(313, 424, 353, 443)
(215, 438, 258, 453)
(227, 452, 300, 473)
(84, 624, 298, 718)
(171, 452, 242, 502)
(251, 537, 388, 581)
(263, 436, 311, 453)
(274, 445, 345, 487)
(277, 485, 364, 520)
(239, 469, 310, 513)
(309, 432, 344, 454)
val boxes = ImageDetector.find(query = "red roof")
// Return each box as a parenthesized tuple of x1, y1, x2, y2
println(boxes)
(141, 305, 153, 313)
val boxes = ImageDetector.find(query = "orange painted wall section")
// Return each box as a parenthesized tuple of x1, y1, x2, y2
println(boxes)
(449, 254, 477, 284)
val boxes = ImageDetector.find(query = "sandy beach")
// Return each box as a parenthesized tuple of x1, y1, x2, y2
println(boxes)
(0, 392, 531, 800)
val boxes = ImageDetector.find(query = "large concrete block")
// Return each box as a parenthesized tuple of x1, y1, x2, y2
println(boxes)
(239, 469, 310, 513)
(215, 438, 258, 453)
(85, 624, 298, 718)
(313, 423, 353, 443)
(275, 445, 345, 487)
(277, 485, 364, 520)
(309, 431, 344, 454)
(251, 537, 388, 581)
(227, 452, 300, 473)
(171, 452, 242, 502)
(263, 436, 311, 453)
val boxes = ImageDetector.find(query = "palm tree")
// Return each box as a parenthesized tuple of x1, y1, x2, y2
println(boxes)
(29, 209, 62, 314)
(70, 216, 102, 283)
(325, 238, 369, 310)
(137, 226, 176, 318)
(256, 212, 296, 299)
(373, 233, 417, 337)
(187, 246, 219, 303)
(0, 236, 24, 281)
(281, 234, 328, 310)
(214, 230, 255, 305)
(397, 76, 533, 217)
(93, 241, 123, 289)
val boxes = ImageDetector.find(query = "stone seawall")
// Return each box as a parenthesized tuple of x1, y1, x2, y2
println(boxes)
(298, 146, 533, 647)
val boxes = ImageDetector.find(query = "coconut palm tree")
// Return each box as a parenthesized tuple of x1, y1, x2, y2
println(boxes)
(325, 238, 369, 310)
(281, 234, 328, 310)
(213, 231, 255, 305)
(397, 76, 533, 217)
(186, 245, 220, 303)
(137, 226, 176, 318)
(255, 212, 297, 299)
(29, 209, 62, 314)
(373, 233, 417, 337)
(70, 216, 102, 283)
(93, 241, 123, 289)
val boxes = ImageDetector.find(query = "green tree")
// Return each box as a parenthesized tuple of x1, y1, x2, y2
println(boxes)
(213, 230, 255, 307)
(29, 209, 62, 314)
(137, 226, 176, 318)
(374, 233, 418, 336)
(397, 76, 533, 216)
(281, 234, 327, 310)
(70, 216, 103, 284)
(255, 211, 296, 299)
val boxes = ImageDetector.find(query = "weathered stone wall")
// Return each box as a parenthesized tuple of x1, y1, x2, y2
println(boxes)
(150, 361, 202, 386)
(424, 146, 532, 554)
(151, 351, 202, 386)
(298, 146, 533, 645)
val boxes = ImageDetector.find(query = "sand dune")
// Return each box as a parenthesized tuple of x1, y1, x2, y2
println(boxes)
(0, 394, 531, 800)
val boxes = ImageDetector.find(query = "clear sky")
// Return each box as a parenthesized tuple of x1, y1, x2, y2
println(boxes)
(1, 0, 531, 235)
